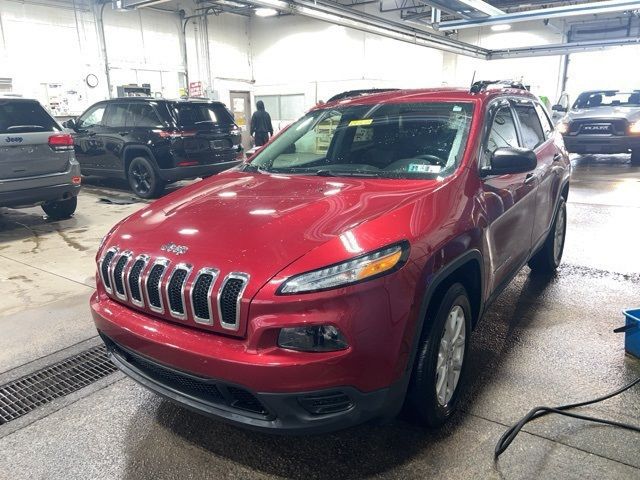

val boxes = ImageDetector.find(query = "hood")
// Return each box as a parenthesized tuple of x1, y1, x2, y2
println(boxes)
(105, 171, 440, 295)
(566, 106, 640, 122)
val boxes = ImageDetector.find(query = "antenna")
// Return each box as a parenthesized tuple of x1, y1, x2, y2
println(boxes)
(470, 70, 476, 89)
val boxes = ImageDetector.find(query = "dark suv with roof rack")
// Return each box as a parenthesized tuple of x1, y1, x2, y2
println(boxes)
(64, 98, 244, 198)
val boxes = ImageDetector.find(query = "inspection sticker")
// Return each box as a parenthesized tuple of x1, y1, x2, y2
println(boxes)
(452, 105, 462, 112)
(408, 164, 442, 173)
(348, 119, 373, 127)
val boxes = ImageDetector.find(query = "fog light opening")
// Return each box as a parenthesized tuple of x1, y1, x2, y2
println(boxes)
(278, 325, 348, 352)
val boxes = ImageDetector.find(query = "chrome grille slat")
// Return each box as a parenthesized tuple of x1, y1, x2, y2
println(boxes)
(127, 254, 150, 307)
(145, 258, 170, 314)
(191, 268, 219, 325)
(112, 251, 132, 301)
(217, 272, 249, 331)
(99, 248, 118, 294)
(166, 263, 192, 320)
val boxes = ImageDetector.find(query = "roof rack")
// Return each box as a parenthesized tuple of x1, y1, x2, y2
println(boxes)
(470, 80, 529, 94)
(327, 88, 400, 103)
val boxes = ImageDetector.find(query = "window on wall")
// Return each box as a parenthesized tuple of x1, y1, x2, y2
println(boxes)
(255, 94, 306, 121)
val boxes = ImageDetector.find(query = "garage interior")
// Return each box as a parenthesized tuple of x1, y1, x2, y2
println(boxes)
(1, 0, 640, 478)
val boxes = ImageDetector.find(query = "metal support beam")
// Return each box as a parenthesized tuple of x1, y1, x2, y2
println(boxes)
(243, 0, 489, 57)
(455, 0, 503, 17)
(437, 0, 640, 30)
(489, 36, 640, 59)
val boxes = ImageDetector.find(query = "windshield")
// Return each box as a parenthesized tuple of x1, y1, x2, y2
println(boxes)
(0, 100, 60, 134)
(573, 91, 640, 109)
(172, 103, 235, 130)
(246, 101, 474, 179)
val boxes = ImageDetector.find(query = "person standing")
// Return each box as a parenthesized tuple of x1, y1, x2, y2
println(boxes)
(250, 100, 274, 147)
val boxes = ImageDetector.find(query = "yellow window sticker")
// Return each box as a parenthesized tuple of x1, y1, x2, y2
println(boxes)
(348, 119, 373, 127)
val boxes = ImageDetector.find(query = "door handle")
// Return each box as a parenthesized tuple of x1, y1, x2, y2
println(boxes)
(524, 173, 537, 184)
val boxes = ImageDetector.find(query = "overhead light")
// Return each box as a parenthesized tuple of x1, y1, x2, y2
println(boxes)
(254, 7, 278, 17)
(491, 24, 512, 32)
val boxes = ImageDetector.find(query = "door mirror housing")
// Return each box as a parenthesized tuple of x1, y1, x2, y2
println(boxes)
(482, 147, 537, 177)
(551, 104, 567, 113)
(62, 118, 77, 130)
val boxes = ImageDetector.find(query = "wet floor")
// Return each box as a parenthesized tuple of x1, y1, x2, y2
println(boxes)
(0, 156, 638, 479)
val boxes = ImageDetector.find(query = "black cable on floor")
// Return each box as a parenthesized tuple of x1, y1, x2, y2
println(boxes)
(495, 376, 640, 458)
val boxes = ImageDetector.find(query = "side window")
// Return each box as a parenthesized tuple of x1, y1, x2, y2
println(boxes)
(128, 103, 163, 128)
(484, 106, 519, 167)
(514, 104, 545, 149)
(534, 103, 554, 139)
(105, 104, 130, 128)
(77, 105, 105, 128)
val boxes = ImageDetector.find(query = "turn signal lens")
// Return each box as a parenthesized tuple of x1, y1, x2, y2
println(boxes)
(556, 122, 569, 134)
(278, 242, 408, 294)
(629, 121, 640, 134)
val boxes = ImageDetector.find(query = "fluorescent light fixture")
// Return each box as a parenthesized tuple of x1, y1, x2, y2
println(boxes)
(491, 24, 512, 32)
(255, 7, 278, 17)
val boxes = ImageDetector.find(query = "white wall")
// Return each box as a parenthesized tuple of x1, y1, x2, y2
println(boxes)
(444, 21, 565, 102)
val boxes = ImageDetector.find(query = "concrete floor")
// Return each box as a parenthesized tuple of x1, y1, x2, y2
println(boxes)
(0, 157, 639, 479)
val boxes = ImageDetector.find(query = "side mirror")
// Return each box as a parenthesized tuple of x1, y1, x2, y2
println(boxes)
(551, 104, 567, 113)
(482, 147, 537, 176)
(62, 118, 76, 129)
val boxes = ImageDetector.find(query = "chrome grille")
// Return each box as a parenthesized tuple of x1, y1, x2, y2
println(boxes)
(166, 264, 192, 320)
(112, 252, 131, 300)
(100, 248, 117, 293)
(100, 246, 249, 333)
(217, 273, 249, 331)
(191, 268, 219, 325)
(146, 259, 169, 313)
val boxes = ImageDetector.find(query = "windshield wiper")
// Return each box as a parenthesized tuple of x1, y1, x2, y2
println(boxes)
(314, 170, 384, 178)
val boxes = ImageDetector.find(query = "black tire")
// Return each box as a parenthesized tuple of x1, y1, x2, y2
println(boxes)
(127, 156, 165, 199)
(631, 150, 640, 166)
(42, 196, 77, 220)
(406, 283, 472, 428)
(528, 196, 567, 274)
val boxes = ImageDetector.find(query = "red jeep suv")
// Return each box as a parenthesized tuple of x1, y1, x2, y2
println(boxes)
(91, 82, 570, 433)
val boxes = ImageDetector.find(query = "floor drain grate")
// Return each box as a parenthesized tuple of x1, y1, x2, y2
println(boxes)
(0, 344, 117, 425)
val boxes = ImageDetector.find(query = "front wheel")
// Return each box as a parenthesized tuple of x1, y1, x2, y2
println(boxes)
(42, 196, 77, 220)
(406, 283, 471, 427)
(631, 150, 640, 166)
(127, 156, 165, 199)
(528, 196, 567, 273)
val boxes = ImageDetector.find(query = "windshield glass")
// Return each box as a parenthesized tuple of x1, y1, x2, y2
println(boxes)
(573, 91, 640, 109)
(172, 103, 235, 130)
(246, 101, 474, 179)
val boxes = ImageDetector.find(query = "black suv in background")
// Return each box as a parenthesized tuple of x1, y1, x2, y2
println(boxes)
(64, 98, 243, 198)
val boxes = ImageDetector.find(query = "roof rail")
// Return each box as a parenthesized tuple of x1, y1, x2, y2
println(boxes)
(327, 88, 400, 103)
(470, 80, 529, 94)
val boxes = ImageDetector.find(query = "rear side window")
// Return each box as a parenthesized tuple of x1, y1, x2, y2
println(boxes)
(534, 103, 554, 138)
(128, 103, 163, 128)
(0, 100, 60, 134)
(514, 104, 545, 149)
(173, 103, 235, 130)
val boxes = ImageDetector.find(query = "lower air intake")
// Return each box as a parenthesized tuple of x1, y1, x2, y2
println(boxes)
(298, 391, 354, 415)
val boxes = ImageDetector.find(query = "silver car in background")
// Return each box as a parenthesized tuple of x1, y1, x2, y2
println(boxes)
(555, 90, 640, 165)
(0, 96, 81, 219)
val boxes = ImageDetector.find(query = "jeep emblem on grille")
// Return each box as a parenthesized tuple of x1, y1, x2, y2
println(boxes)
(160, 243, 189, 255)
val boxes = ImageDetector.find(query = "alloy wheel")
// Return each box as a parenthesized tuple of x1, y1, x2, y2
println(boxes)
(553, 204, 566, 265)
(435, 305, 466, 406)
(131, 162, 152, 194)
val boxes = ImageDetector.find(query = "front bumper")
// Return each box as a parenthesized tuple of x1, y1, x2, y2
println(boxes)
(159, 159, 241, 182)
(101, 332, 396, 434)
(91, 292, 408, 433)
(562, 134, 640, 154)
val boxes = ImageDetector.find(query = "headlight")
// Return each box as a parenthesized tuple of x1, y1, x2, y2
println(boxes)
(278, 242, 408, 294)
(556, 121, 569, 134)
(629, 120, 640, 134)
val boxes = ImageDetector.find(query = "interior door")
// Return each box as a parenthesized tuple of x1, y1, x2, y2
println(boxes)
(481, 102, 538, 291)
(72, 103, 108, 170)
(229, 91, 252, 150)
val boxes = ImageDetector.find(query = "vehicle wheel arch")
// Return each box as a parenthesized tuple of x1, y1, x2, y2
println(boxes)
(123, 146, 158, 175)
